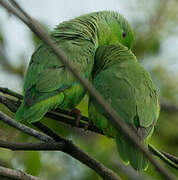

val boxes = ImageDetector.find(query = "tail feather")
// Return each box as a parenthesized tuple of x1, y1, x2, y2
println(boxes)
(15, 93, 64, 123)
(116, 133, 148, 171)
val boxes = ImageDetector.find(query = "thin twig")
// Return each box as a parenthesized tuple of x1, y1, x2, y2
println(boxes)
(0, 1, 177, 179)
(0, 165, 45, 180)
(161, 101, 178, 113)
(161, 151, 178, 165)
(0, 111, 54, 142)
(0, 94, 19, 113)
(148, 144, 178, 169)
(0, 87, 23, 99)
(32, 121, 66, 142)
(47, 110, 103, 134)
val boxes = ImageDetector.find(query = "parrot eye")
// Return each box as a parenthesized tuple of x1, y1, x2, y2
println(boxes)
(122, 32, 127, 38)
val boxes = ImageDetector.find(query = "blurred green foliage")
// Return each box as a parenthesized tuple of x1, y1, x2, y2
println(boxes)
(0, 26, 4, 45)
(0, 0, 178, 180)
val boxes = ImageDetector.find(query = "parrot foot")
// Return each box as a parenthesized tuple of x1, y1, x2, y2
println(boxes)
(84, 119, 93, 131)
(68, 108, 81, 126)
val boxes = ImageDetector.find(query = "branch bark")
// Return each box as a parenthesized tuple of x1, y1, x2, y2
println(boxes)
(31, 122, 122, 180)
(0, 165, 45, 180)
(161, 100, 178, 113)
(0, 106, 122, 180)
(0, 111, 54, 142)
(161, 151, 178, 164)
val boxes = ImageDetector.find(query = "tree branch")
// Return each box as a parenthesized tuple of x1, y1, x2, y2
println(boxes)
(148, 144, 178, 170)
(161, 151, 178, 165)
(31, 122, 122, 180)
(0, 165, 45, 180)
(0, 139, 64, 151)
(0, 104, 122, 180)
(0, 87, 23, 99)
(0, 111, 54, 142)
(161, 100, 178, 113)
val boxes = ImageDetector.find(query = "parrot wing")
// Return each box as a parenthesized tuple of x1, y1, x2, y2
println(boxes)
(15, 41, 94, 123)
(23, 40, 94, 106)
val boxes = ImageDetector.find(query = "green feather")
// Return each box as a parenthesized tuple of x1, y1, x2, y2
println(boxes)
(15, 11, 134, 123)
(88, 44, 159, 171)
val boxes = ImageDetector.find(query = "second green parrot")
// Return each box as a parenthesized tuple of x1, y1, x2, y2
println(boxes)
(88, 44, 159, 170)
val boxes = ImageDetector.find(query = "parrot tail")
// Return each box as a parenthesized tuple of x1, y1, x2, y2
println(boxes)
(15, 93, 64, 123)
(115, 133, 148, 171)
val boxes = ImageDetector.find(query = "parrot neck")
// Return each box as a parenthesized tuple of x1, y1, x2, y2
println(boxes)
(93, 44, 137, 76)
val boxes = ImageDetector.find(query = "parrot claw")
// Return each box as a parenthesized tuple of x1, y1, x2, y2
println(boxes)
(68, 108, 81, 126)
(84, 119, 93, 131)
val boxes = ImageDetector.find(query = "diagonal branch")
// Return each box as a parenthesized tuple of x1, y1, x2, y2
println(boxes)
(0, 111, 54, 142)
(0, 165, 45, 180)
(161, 100, 178, 113)
(0, 87, 23, 99)
(148, 144, 178, 170)
(31, 122, 122, 180)
(161, 151, 178, 165)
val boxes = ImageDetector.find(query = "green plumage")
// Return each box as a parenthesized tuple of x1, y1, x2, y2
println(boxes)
(89, 44, 159, 170)
(15, 11, 134, 123)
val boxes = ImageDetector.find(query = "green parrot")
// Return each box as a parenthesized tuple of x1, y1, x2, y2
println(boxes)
(88, 44, 159, 170)
(15, 11, 134, 123)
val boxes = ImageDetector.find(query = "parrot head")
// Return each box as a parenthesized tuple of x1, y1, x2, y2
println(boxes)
(108, 12, 134, 49)
(97, 11, 134, 50)
(118, 20, 135, 49)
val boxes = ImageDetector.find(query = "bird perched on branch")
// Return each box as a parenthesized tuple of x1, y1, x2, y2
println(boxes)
(89, 44, 159, 171)
(15, 11, 134, 123)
